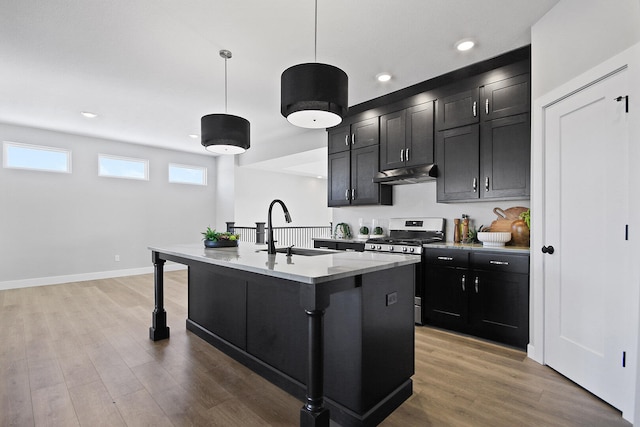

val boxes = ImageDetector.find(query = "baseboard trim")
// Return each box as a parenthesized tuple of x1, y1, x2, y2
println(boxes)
(0, 263, 186, 291)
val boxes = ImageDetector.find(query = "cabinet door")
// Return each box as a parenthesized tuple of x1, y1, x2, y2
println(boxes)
(481, 73, 530, 121)
(351, 145, 391, 205)
(436, 87, 479, 130)
(405, 101, 434, 167)
(469, 270, 529, 349)
(481, 113, 530, 199)
(424, 266, 469, 331)
(328, 151, 351, 207)
(436, 124, 480, 202)
(380, 110, 406, 171)
(351, 117, 379, 149)
(328, 124, 351, 154)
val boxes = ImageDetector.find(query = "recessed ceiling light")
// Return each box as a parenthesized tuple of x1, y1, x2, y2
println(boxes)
(376, 73, 392, 82)
(80, 111, 98, 118)
(455, 39, 475, 52)
(189, 134, 199, 139)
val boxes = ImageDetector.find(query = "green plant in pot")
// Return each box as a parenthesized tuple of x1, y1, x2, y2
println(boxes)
(359, 226, 369, 235)
(201, 227, 239, 248)
(373, 226, 383, 236)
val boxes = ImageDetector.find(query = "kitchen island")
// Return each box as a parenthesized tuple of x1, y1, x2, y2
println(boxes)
(148, 243, 420, 427)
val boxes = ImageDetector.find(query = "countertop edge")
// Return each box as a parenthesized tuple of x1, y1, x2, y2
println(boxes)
(148, 243, 420, 284)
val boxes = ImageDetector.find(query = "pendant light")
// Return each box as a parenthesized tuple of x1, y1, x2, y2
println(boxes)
(201, 49, 250, 154)
(281, 0, 348, 129)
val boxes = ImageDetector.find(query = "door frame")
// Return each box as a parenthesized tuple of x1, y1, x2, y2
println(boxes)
(530, 42, 640, 421)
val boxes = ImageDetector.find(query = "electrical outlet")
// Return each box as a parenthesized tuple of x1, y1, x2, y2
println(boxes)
(115, 255, 120, 262)
(386, 292, 397, 306)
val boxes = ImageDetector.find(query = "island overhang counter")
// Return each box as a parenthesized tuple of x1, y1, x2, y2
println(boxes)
(148, 243, 419, 427)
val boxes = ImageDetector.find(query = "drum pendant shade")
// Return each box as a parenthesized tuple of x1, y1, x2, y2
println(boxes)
(201, 49, 250, 154)
(201, 113, 250, 154)
(281, 62, 348, 129)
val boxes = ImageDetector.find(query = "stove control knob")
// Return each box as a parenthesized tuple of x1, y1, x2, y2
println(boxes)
(409, 247, 415, 253)
(369, 244, 375, 250)
(377, 245, 382, 250)
(402, 247, 408, 252)
(389, 246, 394, 252)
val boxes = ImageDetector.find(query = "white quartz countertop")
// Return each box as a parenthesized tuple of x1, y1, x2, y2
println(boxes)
(148, 243, 420, 284)
(424, 242, 530, 254)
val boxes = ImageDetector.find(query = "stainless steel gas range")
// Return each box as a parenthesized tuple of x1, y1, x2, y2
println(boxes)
(365, 217, 445, 325)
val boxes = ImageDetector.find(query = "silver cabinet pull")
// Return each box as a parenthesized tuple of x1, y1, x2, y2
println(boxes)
(345, 189, 350, 201)
(352, 133, 355, 145)
(485, 98, 489, 115)
(485, 176, 490, 192)
(461, 274, 466, 291)
(345, 134, 349, 146)
(475, 276, 479, 293)
(473, 178, 477, 192)
(437, 256, 453, 261)
(351, 188, 355, 200)
(400, 148, 404, 162)
(406, 148, 410, 161)
(489, 260, 509, 265)
(473, 101, 477, 117)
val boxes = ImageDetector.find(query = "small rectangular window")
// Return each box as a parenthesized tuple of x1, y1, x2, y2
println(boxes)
(168, 163, 207, 185)
(98, 154, 148, 180)
(3, 141, 71, 173)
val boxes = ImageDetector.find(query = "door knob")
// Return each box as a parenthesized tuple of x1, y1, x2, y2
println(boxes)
(541, 245, 555, 254)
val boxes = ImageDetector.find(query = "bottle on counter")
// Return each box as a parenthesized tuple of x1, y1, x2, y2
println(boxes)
(462, 216, 470, 243)
(453, 218, 461, 243)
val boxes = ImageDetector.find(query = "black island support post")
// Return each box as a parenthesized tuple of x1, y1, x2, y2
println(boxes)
(148, 250, 331, 427)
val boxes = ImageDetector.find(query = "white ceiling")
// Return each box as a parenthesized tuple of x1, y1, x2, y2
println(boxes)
(0, 0, 559, 177)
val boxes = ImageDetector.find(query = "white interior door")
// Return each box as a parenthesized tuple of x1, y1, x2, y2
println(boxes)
(543, 67, 631, 411)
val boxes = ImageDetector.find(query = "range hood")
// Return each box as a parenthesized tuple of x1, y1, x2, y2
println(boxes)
(373, 164, 438, 185)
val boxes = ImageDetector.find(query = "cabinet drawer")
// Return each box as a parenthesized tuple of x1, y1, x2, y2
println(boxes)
(424, 249, 469, 268)
(471, 252, 529, 274)
(337, 242, 365, 252)
(314, 240, 338, 250)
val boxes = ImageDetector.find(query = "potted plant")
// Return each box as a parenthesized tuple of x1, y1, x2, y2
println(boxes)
(201, 227, 239, 248)
(358, 225, 370, 239)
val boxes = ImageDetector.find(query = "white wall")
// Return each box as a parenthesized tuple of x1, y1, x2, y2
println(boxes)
(331, 181, 529, 241)
(233, 166, 331, 227)
(0, 123, 216, 288)
(532, 0, 640, 99)
(531, 0, 640, 422)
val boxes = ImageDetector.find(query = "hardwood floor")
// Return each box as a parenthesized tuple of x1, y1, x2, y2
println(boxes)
(0, 270, 630, 426)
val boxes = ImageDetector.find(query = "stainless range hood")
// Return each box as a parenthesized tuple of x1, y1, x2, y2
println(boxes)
(373, 164, 438, 185)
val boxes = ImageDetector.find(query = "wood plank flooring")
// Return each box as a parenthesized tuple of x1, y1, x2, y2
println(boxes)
(0, 270, 631, 426)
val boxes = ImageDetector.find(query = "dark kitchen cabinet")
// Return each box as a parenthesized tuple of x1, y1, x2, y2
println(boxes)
(424, 248, 529, 349)
(435, 88, 479, 131)
(435, 73, 531, 202)
(436, 124, 480, 201)
(480, 73, 530, 121)
(328, 117, 379, 154)
(380, 101, 434, 171)
(327, 118, 392, 206)
(480, 113, 530, 199)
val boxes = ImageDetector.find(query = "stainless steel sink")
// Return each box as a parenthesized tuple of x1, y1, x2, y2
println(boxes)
(258, 247, 338, 256)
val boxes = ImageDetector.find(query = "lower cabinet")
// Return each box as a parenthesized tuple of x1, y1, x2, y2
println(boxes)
(423, 248, 529, 349)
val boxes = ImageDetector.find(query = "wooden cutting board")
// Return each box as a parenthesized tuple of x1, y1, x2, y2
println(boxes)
(489, 206, 528, 232)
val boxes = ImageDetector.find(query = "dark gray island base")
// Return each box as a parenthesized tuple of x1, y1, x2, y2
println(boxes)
(148, 244, 418, 427)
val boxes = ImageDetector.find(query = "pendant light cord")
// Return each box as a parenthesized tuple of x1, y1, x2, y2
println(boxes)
(224, 56, 228, 113)
(314, 0, 318, 62)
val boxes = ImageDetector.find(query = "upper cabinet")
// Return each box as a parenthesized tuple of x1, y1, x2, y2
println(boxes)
(436, 72, 531, 202)
(327, 118, 392, 207)
(326, 46, 531, 206)
(380, 101, 434, 171)
(435, 88, 480, 131)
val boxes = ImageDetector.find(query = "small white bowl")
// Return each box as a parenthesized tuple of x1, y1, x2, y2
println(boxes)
(477, 232, 512, 247)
